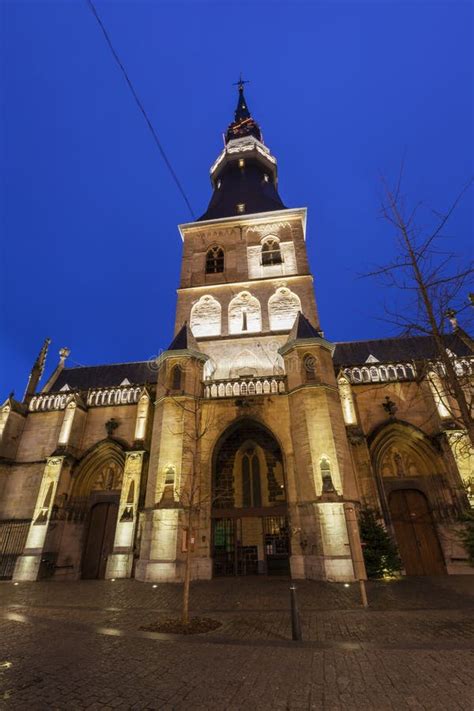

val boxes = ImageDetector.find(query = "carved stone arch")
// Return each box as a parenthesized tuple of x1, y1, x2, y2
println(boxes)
(203, 357, 217, 381)
(369, 422, 444, 479)
(228, 291, 261, 334)
(268, 287, 301, 330)
(273, 353, 285, 375)
(229, 349, 262, 378)
(212, 418, 286, 509)
(190, 294, 221, 337)
(71, 440, 126, 499)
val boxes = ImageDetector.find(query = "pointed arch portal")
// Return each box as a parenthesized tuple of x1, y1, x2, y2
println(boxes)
(211, 419, 290, 576)
(389, 490, 446, 575)
(370, 423, 447, 576)
(70, 441, 125, 580)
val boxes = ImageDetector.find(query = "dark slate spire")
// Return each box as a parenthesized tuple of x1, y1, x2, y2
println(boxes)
(225, 76, 262, 143)
(167, 322, 199, 352)
(234, 76, 251, 121)
(288, 313, 322, 342)
(198, 79, 285, 221)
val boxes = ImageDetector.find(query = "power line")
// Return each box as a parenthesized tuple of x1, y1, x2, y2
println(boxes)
(85, 0, 195, 219)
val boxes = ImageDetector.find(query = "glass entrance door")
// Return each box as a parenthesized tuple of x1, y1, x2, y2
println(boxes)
(263, 516, 290, 575)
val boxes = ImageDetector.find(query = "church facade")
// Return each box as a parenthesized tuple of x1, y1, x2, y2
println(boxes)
(1, 85, 472, 583)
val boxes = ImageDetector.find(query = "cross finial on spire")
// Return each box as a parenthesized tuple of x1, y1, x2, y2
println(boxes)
(233, 73, 249, 92)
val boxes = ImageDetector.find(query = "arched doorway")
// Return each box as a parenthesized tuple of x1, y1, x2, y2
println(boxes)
(212, 419, 289, 576)
(64, 442, 125, 580)
(82, 501, 119, 579)
(370, 423, 448, 577)
(389, 489, 446, 575)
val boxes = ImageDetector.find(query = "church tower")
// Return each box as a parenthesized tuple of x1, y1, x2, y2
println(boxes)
(136, 82, 365, 583)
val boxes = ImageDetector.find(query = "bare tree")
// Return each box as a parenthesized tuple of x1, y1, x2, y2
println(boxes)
(367, 167, 474, 445)
(167, 393, 217, 625)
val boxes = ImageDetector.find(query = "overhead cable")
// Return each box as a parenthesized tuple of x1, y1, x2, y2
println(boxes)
(86, 0, 195, 218)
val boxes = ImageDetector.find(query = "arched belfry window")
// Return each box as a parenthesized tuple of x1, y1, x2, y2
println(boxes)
(261, 237, 282, 266)
(242, 449, 262, 507)
(206, 246, 224, 274)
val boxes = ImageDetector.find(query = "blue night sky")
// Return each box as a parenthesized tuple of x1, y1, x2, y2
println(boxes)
(1, 1, 472, 399)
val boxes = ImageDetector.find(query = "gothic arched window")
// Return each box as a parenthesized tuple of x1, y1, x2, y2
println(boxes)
(242, 450, 262, 507)
(261, 238, 282, 266)
(205, 246, 224, 274)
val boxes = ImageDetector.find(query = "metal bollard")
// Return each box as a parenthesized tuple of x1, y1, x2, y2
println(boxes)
(290, 584, 302, 641)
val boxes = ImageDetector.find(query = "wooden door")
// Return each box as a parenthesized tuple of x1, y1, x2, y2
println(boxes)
(82, 502, 118, 579)
(389, 489, 446, 575)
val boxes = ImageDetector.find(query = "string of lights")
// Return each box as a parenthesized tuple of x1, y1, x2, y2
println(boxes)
(85, 0, 195, 219)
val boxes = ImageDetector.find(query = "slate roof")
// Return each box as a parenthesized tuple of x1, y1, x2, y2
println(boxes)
(198, 160, 285, 221)
(52, 361, 157, 392)
(333, 333, 472, 367)
(288, 312, 321, 341)
(167, 322, 199, 352)
(48, 334, 471, 393)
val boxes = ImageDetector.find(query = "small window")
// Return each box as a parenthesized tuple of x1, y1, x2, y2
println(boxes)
(303, 354, 317, 382)
(205, 246, 224, 274)
(320, 457, 335, 493)
(263, 174, 269, 182)
(238, 158, 245, 168)
(261, 238, 282, 266)
(217, 179, 221, 189)
(236, 203, 245, 214)
(170, 365, 182, 391)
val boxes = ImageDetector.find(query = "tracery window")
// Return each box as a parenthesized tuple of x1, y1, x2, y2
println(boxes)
(268, 287, 301, 331)
(261, 238, 282, 266)
(242, 450, 262, 507)
(228, 291, 261, 334)
(205, 246, 224, 274)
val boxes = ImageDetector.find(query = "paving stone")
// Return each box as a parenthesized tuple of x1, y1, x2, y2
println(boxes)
(0, 576, 473, 709)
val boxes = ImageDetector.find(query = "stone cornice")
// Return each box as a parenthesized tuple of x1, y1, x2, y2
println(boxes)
(178, 207, 307, 242)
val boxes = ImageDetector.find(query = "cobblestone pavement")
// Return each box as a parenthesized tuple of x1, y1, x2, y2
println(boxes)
(1, 576, 473, 710)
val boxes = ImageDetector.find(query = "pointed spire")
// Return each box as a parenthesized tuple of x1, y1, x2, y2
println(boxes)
(167, 322, 199, 352)
(226, 76, 262, 143)
(288, 312, 322, 342)
(23, 338, 51, 402)
(233, 74, 251, 122)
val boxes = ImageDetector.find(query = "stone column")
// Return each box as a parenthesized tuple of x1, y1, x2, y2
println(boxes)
(105, 450, 145, 579)
(13, 456, 65, 581)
